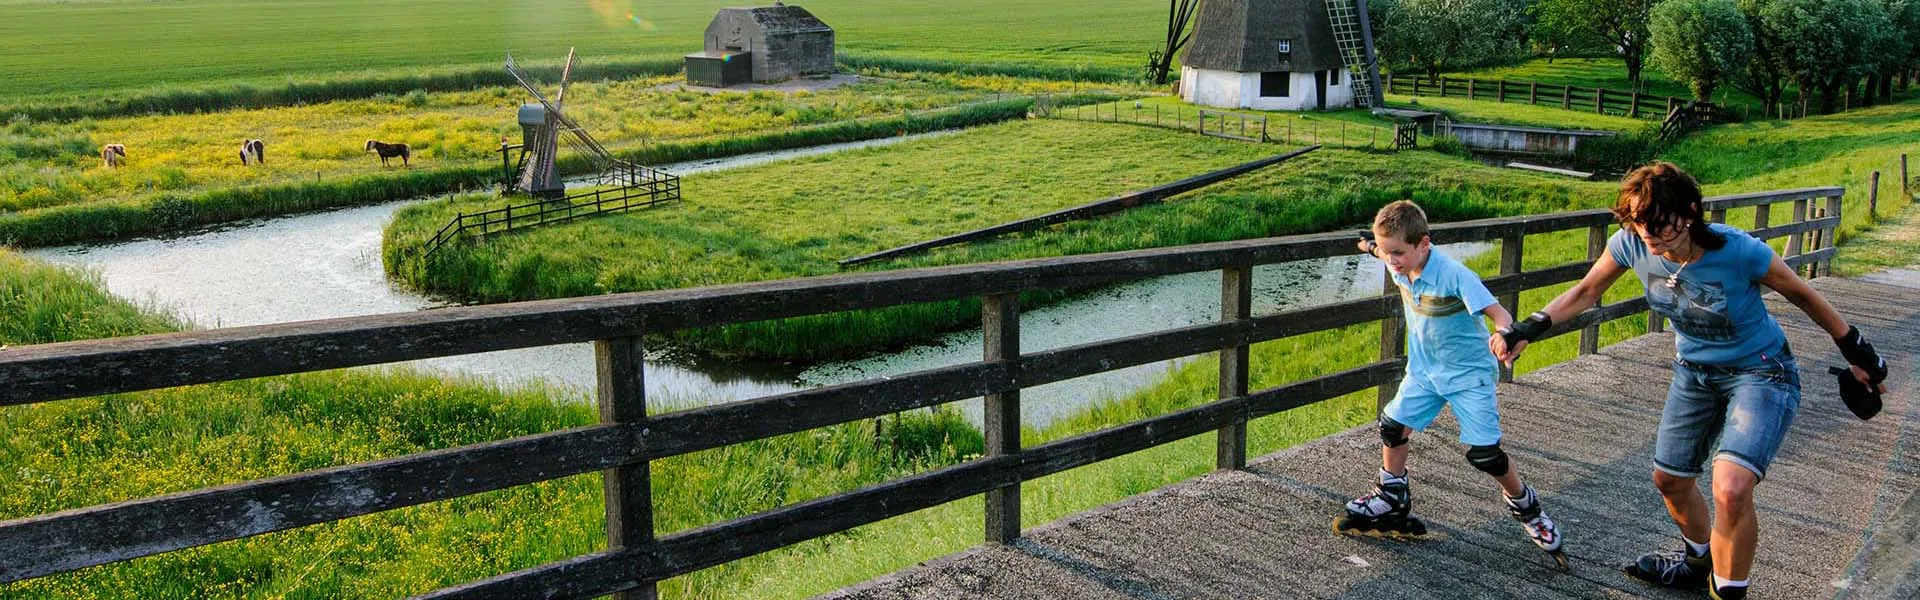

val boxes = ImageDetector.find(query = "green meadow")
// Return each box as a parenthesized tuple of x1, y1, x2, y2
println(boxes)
(0, 0, 1166, 105)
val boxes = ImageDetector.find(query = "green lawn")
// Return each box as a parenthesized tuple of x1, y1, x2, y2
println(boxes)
(0, 0, 1166, 104)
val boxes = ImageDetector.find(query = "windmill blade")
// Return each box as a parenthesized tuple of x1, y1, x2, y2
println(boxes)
(554, 47, 576, 112)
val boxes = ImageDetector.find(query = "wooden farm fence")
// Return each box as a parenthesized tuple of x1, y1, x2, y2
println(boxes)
(423, 163, 681, 257)
(1047, 98, 1396, 150)
(0, 187, 1845, 599)
(1385, 73, 1735, 122)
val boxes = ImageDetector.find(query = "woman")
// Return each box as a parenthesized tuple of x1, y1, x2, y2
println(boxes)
(1490, 161, 1888, 600)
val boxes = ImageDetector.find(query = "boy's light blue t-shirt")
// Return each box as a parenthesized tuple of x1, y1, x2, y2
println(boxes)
(1607, 223, 1786, 367)
(1391, 248, 1500, 393)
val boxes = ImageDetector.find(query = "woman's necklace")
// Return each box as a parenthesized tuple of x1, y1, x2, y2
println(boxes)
(1665, 240, 1700, 291)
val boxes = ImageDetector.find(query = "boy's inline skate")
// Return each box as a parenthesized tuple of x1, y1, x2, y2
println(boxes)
(1334, 471, 1428, 537)
(1505, 484, 1569, 569)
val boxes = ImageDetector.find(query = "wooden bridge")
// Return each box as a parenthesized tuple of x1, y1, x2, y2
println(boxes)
(2, 186, 1909, 599)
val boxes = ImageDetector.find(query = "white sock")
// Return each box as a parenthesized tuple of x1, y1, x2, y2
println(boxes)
(1379, 468, 1408, 486)
(1684, 536, 1711, 557)
(1717, 577, 1749, 589)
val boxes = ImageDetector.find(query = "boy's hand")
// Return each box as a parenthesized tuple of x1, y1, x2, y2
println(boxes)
(1488, 334, 1527, 367)
(1357, 230, 1378, 257)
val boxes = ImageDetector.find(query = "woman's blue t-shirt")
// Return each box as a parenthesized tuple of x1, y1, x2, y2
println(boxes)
(1607, 223, 1787, 367)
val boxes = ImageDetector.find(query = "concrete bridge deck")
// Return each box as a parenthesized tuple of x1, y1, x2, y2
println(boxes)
(821, 276, 1920, 600)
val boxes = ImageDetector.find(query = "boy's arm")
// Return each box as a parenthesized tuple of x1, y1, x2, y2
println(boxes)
(1491, 253, 1630, 362)
(1356, 230, 1379, 259)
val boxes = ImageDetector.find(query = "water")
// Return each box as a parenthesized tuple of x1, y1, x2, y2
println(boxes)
(25, 131, 1485, 426)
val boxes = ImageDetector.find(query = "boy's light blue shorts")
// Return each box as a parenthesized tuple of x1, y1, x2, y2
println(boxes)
(1383, 376, 1502, 447)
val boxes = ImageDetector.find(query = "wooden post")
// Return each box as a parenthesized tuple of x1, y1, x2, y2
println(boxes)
(1787, 198, 1808, 277)
(982, 293, 1021, 544)
(1469, 78, 1477, 100)
(1441, 78, 1448, 97)
(1824, 193, 1843, 277)
(1217, 266, 1251, 470)
(1413, 77, 1422, 96)
(1595, 88, 1605, 114)
(1711, 206, 1728, 224)
(1378, 266, 1404, 410)
(1530, 81, 1538, 105)
(1563, 85, 1571, 110)
(1630, 91, 1641, 117)
(1580, 225, 1606, 355)
(1498, 235, 1523, 383)
(597, 336, 656, 600)
(1870, 171, 1881, 220)
(1497, 80, 1506, 102)
(1903, 154, 1910, 199)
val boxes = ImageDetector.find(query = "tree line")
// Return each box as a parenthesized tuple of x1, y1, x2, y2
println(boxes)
(1366, 0, 1920, 116)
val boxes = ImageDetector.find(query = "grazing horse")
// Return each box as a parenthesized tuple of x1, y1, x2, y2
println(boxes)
(239, 139, 265, 166)
(364, 140, 410, 167)
(101, 143, 127, 168)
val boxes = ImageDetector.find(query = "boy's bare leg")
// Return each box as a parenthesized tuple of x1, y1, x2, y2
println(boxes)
(1382, 438, 1410, 476)
(1493, 467, 1525, 497)
(1652, 469, 1714, 544)
(1710, 459, 1760, 581)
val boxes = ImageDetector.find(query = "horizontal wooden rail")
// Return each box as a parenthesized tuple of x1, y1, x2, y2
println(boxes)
(1384, 73, 1718, 121)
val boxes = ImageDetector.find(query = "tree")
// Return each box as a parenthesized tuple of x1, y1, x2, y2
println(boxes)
(1146, 0, 1200, 86)
(1867, 0, 1920, 101)
(1729, 0, 1791, 118)
(1532, 0, 1656, 84)
(1370, 0, 1524, 82)
(1760, 0, 1887, 114)
(1648, 0, 1753, 102)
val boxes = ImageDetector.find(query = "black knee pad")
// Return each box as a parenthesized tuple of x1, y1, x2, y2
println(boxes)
(1379, 416, 1410, 448)
(1466, 444, 1511, 477)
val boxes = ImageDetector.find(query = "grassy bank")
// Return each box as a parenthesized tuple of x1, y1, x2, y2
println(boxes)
(0, 0, 1164, 104)
(388, 118, 1610, 360)
(0, 95, 1042, 248)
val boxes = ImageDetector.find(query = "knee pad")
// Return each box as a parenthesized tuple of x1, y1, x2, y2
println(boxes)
(1466, 444, 1511, 477)
(1379, 416, 1410, 448)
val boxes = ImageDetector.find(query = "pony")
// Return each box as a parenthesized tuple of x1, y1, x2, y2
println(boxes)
(239, 139, 265, 166)
(101, 143, 127, 168)
(364, 140, 410, 167)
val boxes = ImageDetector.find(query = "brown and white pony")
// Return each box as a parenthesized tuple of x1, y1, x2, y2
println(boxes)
(364, 140, 410, 167)
(239, 139, 265, 166)
(101, 143, 127, 168)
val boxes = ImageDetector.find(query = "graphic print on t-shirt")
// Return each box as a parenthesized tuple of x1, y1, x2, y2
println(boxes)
(1404, 290, 1467, 317)
(1647, 275, 1735, 341)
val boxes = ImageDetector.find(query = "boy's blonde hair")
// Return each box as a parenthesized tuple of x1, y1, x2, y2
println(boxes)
(1373, 200, 1428, 244)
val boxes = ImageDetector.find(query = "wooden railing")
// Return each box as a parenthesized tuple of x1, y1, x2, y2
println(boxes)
(0, 187, 1844, 598)
(423, 163, 681, 257)
(1384, 72, 1734, 122)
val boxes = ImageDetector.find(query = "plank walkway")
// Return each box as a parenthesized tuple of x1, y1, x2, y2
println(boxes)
(820, 276, 1920, 600)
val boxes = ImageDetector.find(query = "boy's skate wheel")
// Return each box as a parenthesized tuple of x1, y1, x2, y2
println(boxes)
(1549, 550, 1569, 570)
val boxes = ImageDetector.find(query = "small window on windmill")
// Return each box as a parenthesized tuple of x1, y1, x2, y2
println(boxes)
(1276, 40, 1292, 55)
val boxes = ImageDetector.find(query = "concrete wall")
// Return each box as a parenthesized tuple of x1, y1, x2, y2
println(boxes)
(1181, 66, 1352, 111)
(759, 31, 834, 81)
(1441, 123, 1615, 155)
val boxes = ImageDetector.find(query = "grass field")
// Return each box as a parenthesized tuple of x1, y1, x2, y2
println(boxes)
(0, 77, 994, 213)
(0, 0, 1167, 104)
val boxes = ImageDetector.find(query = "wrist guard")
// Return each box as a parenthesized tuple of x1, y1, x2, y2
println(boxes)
(1498, 311, 1553, 346)
(1835, 326, 1889, 385)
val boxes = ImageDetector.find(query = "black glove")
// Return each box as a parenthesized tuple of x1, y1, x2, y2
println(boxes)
(1828, 366, 1882, 420)
(1498, 311, 1553, 347)
(1835, 326, 1889, 385)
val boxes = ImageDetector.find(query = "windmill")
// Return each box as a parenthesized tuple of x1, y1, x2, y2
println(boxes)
(506, 48, 623, 198)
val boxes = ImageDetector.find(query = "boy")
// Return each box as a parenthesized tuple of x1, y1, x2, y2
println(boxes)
(1336, 201, 1565, 567)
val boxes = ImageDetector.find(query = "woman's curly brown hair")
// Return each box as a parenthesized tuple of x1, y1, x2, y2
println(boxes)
(1614, 161, 1726, 251)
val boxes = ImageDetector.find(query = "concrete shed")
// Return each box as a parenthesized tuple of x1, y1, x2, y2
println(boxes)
(687, 4, 834, 86)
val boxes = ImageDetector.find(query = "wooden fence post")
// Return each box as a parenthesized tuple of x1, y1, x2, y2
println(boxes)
(1788, 198, 1808, 277)
(1441, 78, 1448, 97)
(1378, 267, 1404, 411)
(1530, 81, 1538, 105)
(597, 336, 657, 600)
(1824, 192, 1843, 277)
(1218, 266, 1251, 470)
(1563, 85, 1571, 110)
(1903, 154, 1909, 198)
(1595, 88, 1605, 114)
(1498, 235, 1523, 383)
(1870, 171, 1881, 220)
(1469, 78, 1477, 100)
(1629, 91, 1640, 118)
(1497, 80, 1506, 102)
(982, 293, 1021, 544)
(1580, 225, 1606, 355)
(1413, 77, 1422, 96)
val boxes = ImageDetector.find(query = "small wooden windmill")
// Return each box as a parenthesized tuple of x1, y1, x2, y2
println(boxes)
(506, 48, 622, 198)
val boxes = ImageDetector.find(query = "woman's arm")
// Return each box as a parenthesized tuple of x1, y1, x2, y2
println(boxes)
(1490, 253, 1631, 362)
(1757, 256, 1887, 391)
